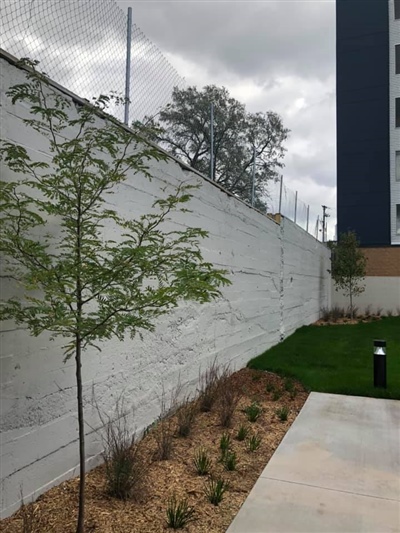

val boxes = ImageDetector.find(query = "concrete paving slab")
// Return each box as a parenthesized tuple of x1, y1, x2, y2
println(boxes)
(264, 393, 400, 500)
(227, 393, 400, 533)
(227, 478, 400, 533)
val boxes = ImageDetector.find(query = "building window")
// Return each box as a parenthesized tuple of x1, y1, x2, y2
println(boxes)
(396, 152, 400, 181)
(397, 98, 400, 127)
(397, 205, 400, 234)
(396, 0, 400, 19)
(397, 45, 400, 74)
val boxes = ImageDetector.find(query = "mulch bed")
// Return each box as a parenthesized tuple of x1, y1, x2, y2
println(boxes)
(1, 368, 308, 533)
(314, 315, 383, 326)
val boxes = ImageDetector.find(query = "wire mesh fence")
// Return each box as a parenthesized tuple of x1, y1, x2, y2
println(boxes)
(1, 0, 186, 123)
(265, 177, 326, 241)
(1, 1, 328, 242)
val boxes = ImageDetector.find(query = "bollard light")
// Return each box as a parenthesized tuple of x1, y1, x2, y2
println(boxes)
(373, 339, 387, 388)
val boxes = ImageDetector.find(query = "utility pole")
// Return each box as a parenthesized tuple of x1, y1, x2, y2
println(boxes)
(322, 205, 330, 243)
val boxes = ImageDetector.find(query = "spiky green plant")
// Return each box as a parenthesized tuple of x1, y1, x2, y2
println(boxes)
(247, 433, 262, 452)
(276, 405, 290, 421)
(166, 495, 196, 529)
(219, 432, 231, 453)
(193, 448, 212, 476)
(244, 401, 262, 422)
(222, 450, 237, 471)
(204, 477, 228, 505)
(235, 424, 249, 441)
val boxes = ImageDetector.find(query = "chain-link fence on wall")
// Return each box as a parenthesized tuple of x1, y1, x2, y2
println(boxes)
(1, 0, 186, 123)
(1, 1, 331, 242)
(266, 177, 330, 242)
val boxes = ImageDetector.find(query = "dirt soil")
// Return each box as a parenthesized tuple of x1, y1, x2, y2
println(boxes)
(1, 368, 308, 533)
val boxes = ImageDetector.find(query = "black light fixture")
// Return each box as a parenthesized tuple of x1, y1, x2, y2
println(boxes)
(373, 340, 387, 388)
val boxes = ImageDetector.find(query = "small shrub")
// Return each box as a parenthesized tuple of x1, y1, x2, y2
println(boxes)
(251, 371, 262, 382)
(166, 495, 196, 529)
(236, 424, 249, 441)
(99, 401, 146, 500)
(364, 304, 372, 318)
(154, 420, 174, 461)
(376, 306, 383, 317)
(222, 450, 237, 471)
(204, 477, 228, 505)
(104, 437, 144, 500)
(198, 359, 221, 412)
(219, 432, 231, 453)
(176, 397, 197, 438)
(289, 389, 298, 401)
(247, 433, 262, 452)
(244, 401, 262, 422)
(320, 306, 331, 322)
(284, 378, 294, 393)
(276, 405, 290, 421)
(216, 371, 241, 427)
(266, 382, 275, 393)
(154, 386, 180, 461)
(272, 389, 282, 401)
(331, 305, 345, 322)
(345, 305, 358, 319)
(19, 493, 38, 533)
(193, 448, 211, 476)
(386, 309, 393, 317)
(397, 306, 400, 317)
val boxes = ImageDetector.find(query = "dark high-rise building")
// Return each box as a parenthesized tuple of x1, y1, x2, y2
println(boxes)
(336, 0, 400, 247)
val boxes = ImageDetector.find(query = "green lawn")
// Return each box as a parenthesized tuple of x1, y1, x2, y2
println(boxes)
(248, 317, 400, 399)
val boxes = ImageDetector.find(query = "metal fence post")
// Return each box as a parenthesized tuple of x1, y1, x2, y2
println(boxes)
(278, 175, 283, 214)
(124, 7, 133, 125)
(251, 143, 256, 206)
(294, 191, 298, 223)
(210, 102, 214, 181)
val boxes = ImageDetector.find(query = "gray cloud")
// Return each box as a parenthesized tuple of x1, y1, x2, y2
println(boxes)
(118, 0, 335, 82)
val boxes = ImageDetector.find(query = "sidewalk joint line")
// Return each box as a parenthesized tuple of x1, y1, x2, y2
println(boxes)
(262, 476, 400, 503)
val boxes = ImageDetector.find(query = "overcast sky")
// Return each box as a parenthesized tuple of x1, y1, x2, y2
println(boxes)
(117, 0, 337, 239)
(3, 0, 336, 238)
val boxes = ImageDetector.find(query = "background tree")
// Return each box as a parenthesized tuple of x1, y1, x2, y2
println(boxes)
(0, 61, 230, 533)
(329, 231, 367, 318)
(145, 85, 289, 210)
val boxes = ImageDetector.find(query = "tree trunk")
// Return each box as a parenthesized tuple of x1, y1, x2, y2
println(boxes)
(75, 176, 85, 532)
(349, 283, 353, 319)
(75, 336, 85, 533)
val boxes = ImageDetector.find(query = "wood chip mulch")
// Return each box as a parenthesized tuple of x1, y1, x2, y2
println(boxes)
(314, 315, 383, 326)
(1, 368, 308, 533)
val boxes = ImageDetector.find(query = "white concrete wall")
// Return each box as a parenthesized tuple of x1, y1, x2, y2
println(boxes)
(331, 277, 400, 314)
(0, 57, 331, 518)
(389, 0, 400, 244)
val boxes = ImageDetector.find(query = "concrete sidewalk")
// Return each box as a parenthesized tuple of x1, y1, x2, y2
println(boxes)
(227, 393, 400, 533)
